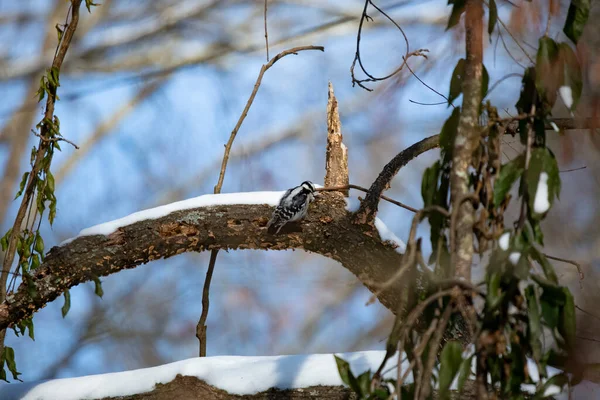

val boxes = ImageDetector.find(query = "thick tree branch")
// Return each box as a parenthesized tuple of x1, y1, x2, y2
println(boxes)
(0, 194, 406, 331)
(354, 134, 440, 224)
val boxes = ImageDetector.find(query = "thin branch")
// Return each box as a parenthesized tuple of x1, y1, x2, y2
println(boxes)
(197, 44, 324, 357)
(575, 305, 600, 322)
(418, 304, 453, 400)
(559, 166, 587, 173)
(264, 0, 270, 61)
(488, 1, 535, 64)
(405, 61, 454, 107)
(1, 0, 82, 305)
(355, 134, 440, 224)
(317, 184, 417, 213)
(0, 0, 83, 363)
(408, 99, 447, 106)
(196, 250, 217, 357)
(544, 253, 584, 287)
(485, 73, 523, 98)
(350, 0, 428, 90)
(32, 132, 79, 149)
(213, 45, 324, 193)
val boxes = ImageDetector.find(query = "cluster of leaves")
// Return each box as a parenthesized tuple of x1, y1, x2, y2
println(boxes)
(0, 0, 102, 382)
(337, 0, 589, 398)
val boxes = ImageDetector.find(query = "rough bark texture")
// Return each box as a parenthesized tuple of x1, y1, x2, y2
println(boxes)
(102, 376, 357, 400)
(354, 135, 441, 225)
(0, 193, 406, 330)
(450, 0, 483, 281)
(324, 82, 349, 197)
(96, 375, 479, 400)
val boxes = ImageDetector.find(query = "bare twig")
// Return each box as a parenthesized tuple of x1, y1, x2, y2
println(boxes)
(196, 250, 217, 357)
(350, 0, 428, 90)
(354, 134, 440, 224)
(487, 0, 535, 64)
(213, 45, 324, 193)
(264, 0, 270, 61)
(197, 44, 324, 356)
(559, 166, 587, 173)
(317, 184, 417, 213)
(575, 305, 600, 322)
(404, 61, 454, 108)
(33, 132, 79, 149)
(485, 73, 523, 98)
(408, 99, 447, 106)
(418, 304, 453, 400)
(544, 253, 584, 287)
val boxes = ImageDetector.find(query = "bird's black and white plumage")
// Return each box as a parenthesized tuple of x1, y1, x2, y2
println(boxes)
(267, 181, 317, 234)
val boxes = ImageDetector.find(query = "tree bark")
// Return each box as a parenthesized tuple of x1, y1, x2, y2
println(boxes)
(0, 193, 407, 330)
(450, 0, 483, 281)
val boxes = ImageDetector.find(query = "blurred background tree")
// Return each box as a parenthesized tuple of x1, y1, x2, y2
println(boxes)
(0, 0, 598, 384)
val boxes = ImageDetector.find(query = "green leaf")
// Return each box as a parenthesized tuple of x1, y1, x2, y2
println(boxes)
(61, 290, 71, 318)
(30, 253, 40, 270)
(440, 107, 461, 158)
(25, 318, 34, 341)
(540, 295, 560, 329)
(493, 154, 524, 206)
(448, 59, 465, 106)
(3, 347, 21, 381)
(563, 0, 590, 44)
(0, 228, 12, 252)
(481, 64, 490, 99)
(525, 286, 543, 360)
(49, 197, 57, 226)
(55, 24, 63, 42)
(439, 341, 463, 399)
(558, 288, 576, 349)
(334, 356, 360, 394)
(85, 0, 100, 13)
(447, 0, 466, 30)
(536, 37, 560, 107)
(488, 0, 497, 39)
(46, 171, 55, 193)
(93, 276, 104, 298)
(356, 370, 371, 397)
(457, 354, 473, 392)
(487, 270, 503, 310)
(529, 247, 558, 284)
(422, 161, 441, 207)
(34, 232, 44, 257)
(558, 42, 583, 111)
(14, 172, 30, 200)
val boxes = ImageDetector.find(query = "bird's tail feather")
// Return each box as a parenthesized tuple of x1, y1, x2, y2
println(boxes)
(267, 214, 284, 234)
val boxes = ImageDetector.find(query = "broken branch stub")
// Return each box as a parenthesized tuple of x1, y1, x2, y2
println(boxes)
(324, 82, 349, 197)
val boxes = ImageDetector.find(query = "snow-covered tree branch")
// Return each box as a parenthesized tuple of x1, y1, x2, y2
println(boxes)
(0, 191, 408, 332)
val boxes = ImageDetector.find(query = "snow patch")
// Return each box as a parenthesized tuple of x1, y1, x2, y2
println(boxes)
(0, 351, 401, 400)
(499, 232, 510, 251)
(61, 190, 405, 253)
(0, 350, 584, 400)
(509, 252, 521, 265)
(533, 172, 550, 214)
(61, 191, 287, 244)
(345, 198, 406, 253)
(559, 86, 573, 109)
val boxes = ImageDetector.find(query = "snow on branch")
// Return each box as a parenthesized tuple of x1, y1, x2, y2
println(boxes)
(0, 192, 407, 331)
